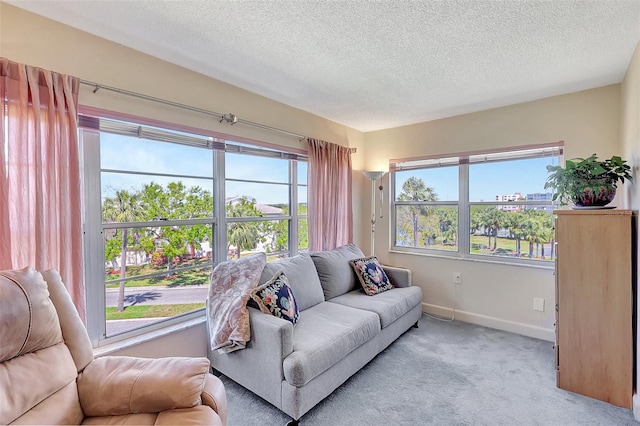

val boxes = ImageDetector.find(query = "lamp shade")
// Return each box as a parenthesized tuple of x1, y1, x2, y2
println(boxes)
(363, 171, 385, 180)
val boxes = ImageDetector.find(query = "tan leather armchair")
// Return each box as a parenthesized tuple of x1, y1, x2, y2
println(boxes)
(0, 267, 227, 425)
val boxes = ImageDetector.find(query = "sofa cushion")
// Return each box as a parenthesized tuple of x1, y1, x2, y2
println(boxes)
(310, 243, 365, 300)
(349, 256, 394, 295)
(260, 254, 324, 311)
(328, 286, 423, 328)
(251, 271, 299, 324)
(282, 302, 380, 387)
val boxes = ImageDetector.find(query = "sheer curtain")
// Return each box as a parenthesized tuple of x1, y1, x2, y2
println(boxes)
(0, 58, 85, 321)
(307, 138, 353, 251)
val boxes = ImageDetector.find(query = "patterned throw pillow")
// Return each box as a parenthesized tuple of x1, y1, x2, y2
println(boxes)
(349, 256, 394, 296)
(250, 270, 299, 324)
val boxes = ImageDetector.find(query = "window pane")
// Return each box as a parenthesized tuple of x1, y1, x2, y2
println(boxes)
(470, 206, 554, 261)
(104, 223, 213, 337)
(102, 175, 214, 221)
(225, 152, 289, 183)
(298, 186, 307, 215)
(469, 157, 558, 202)
(298, 161, 307, 184)
(298, 218, 308, 250)
(395, 205, 458, 251)
(105, 265, 210, 336)
(105, 225, 214, 278)
(101, 133, 213, 176)
(226, 219, 289, 260)
(226, 182, 289, 213)
(395, 167, 458, 202)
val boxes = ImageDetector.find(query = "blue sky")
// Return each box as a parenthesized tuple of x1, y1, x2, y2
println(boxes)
(395, 156, 559, 202)
(101, 133, 557, 206)
(100, 134, 307, 206)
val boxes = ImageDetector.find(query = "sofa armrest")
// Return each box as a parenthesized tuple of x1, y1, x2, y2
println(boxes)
(382, 265, 412, 288)
(201, 373, 227, 425)
(250, 306, 294, 357)
(208, 307, 293, 408)
(77, 356, 210, 417)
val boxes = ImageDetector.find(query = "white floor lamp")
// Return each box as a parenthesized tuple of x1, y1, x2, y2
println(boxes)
(362, 171, 386, 256)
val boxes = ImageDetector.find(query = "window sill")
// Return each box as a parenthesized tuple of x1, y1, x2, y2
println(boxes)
(93, 314, 206, 357)
(388, 248, 555, 270)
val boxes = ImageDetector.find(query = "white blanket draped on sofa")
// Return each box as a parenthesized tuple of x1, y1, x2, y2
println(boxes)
(206, 252, 267, 353)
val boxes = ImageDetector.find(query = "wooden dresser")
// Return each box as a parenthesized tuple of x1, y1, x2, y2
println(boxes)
(554, 209, 636, 408)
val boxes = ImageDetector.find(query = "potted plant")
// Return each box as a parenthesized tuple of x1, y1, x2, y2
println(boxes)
(544, 154, 633, 208)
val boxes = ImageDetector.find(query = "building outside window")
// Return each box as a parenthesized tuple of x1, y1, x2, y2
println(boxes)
(391, 144, 562, 265)
(80, 114, 307, 344)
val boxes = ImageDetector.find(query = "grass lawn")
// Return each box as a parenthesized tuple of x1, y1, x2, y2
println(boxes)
(106, 303, 205, 320)
(106, 258, 210, 288)
(419, 235, 554, 261)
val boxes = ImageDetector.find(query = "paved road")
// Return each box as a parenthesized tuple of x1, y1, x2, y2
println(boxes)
(106, 285, 210, 307)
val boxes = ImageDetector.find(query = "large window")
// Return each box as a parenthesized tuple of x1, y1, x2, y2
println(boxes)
(391, 145, 562, 265)
(81, 115, 307, 344)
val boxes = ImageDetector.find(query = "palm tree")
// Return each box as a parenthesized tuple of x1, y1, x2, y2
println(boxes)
(506, 211, 527, 255)
(481, 208, 506, 251)
(522, 217, 543, 259)
(398, 177, 437, 247)
(102, 189, 142, 312)
(226, 197, 264, 259)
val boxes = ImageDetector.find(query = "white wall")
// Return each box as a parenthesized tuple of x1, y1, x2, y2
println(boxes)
(363, 85, 621, 341)
(620, 40, 640, 418)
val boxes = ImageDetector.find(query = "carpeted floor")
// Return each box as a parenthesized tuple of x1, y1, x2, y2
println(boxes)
(220, 315, 637, 425)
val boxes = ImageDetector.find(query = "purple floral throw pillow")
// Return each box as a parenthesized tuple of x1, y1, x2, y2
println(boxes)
(251, 270, 299, 324)
(349, 256, 394, 296)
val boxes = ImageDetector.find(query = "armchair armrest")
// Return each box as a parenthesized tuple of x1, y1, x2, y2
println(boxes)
(201, 373, 227, 425)
(77, 356, 210, 417)
(382, 265, 412, 288)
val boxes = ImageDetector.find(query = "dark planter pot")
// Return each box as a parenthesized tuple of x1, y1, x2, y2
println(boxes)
(571, 180, 616, 207)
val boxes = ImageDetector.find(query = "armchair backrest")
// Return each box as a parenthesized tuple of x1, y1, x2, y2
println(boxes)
(0, 267, 86, 424)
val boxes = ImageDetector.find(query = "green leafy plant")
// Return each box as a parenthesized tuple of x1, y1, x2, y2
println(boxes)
(545, 154, 633, 206)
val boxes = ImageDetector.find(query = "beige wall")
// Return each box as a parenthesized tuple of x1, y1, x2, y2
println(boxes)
(0, 4, 365, 158)
(364, 85, 621, 341)
(1, 2, 629, 354)
(0, 3, 368, 356)
(620, 41, 640, 416)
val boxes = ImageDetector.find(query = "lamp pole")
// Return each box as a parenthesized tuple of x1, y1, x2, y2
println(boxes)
(362, 171, 385, 256)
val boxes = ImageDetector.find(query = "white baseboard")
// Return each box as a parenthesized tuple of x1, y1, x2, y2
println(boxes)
(422, 302, 555, 342)
(633, 394, 640, 420)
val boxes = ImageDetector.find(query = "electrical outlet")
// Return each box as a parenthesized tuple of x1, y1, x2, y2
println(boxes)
(533, 298, 545, 312)
(453, 272, 462, 284)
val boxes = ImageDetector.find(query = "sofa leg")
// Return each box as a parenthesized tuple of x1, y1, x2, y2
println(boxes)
(286, 419, 299, 426)
(413, 321, 419, 328)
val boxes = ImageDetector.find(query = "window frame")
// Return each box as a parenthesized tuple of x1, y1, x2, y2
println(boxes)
(390, 143, 562, 268)
(80, 112, 308, 347)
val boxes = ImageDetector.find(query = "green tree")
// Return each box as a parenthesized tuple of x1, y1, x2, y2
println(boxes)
(104, 235, 122, 270)
(398, 177, 437, 247)
(102, 189, 143, 312)
(298, 204, 309, 250)
(226, 196, 264, 259)
(481, 208, 506, 251)
(138, 181, 214, 275)
(524, 209, 553, 259)
(506, 211, 527, 255)
(435, 207, 458, 246)
(522, 216, 544, 259)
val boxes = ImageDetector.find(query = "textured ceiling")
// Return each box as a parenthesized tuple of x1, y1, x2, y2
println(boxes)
(7, 0, 640, 132)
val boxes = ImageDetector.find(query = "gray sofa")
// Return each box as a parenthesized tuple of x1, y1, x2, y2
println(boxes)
(208, 244, 423, 422)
